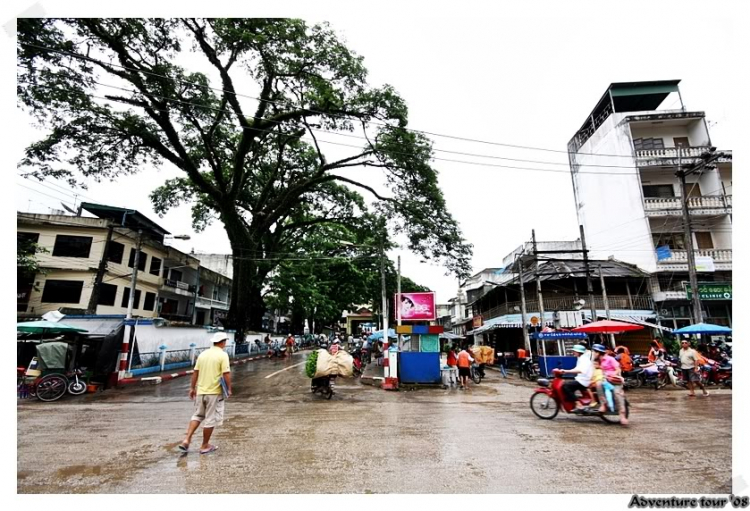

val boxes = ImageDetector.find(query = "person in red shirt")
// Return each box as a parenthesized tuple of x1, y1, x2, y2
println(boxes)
(615, 346, 633, 372)
(285, 334, 295, 358)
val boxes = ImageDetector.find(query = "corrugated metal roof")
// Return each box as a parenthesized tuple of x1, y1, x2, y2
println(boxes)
(520, 259, 649, 283)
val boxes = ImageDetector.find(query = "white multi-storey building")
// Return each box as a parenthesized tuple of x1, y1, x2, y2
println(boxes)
(568, 80, 732, 329)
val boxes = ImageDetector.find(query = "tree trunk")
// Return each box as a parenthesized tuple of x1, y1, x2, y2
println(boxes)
(223, 212, 267, 343)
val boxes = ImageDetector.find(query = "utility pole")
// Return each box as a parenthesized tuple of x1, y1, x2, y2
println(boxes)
(579, 224, 597, 323)
(191, 265, 201, 326)
(397, 254, 402, 350)
(119, 229, 142, 382)
(676, 146, 704, 324)
(380, 233, 389, 377)
(516, 253, 531, 354)
(599, 264, 615, 349)
(532, 230, 546, 356)
(87, 223, 114, 314)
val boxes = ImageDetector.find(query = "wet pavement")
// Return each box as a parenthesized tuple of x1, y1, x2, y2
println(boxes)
(17, 354, 732, 493)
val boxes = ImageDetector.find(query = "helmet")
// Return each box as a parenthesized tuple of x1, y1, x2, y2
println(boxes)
(332, 339, 340, 344)
(592, 344, 607, 353)
(571, 345, 586, 354)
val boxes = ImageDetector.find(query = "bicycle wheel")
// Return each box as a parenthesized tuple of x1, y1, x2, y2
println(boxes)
(35, 374, 68, 402)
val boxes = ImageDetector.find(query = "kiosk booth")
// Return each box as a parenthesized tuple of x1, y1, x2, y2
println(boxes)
(532, 331, 588, 377)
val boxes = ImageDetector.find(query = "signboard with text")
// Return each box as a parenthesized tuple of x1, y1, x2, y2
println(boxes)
(686, 283, 732, 301)
(395, 292, 437, 321)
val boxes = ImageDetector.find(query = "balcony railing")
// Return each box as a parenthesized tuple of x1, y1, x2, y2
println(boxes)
(636, 146, 711, 166)
(159, 313, 193, 323)
(657, 248, 732, 264)
(477, 295, 653, 321)
(196, 296, 230, 309)
(161, 279, 197, 296)
(644, 195, 731, 215)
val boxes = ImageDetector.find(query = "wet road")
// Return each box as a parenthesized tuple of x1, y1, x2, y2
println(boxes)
(17, 354, 732, 493)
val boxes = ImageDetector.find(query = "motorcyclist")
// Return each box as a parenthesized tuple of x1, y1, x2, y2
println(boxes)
(615, 346, 633, 372)
(592, 343, 628, 425)
(647, 340, 665, 363)
(559, 344, 594, 413)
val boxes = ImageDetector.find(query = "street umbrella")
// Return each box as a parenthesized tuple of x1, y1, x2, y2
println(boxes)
(572, 320, 644, 334)
(368, 329, 398, 341)
(672, 323, 732, 336)
(17, 320, 88, 335)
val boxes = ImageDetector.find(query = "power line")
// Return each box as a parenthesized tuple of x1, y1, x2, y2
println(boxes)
(17, 183, 76, 206)
(87, 77, 641, 170)
(18, 41, 637, 159)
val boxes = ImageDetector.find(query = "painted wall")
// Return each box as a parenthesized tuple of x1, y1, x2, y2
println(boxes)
(131, 324, 288, 354)
(571, 113, 657, 272)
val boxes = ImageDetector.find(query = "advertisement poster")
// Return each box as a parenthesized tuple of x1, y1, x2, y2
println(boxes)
(396, 292, 436, 321)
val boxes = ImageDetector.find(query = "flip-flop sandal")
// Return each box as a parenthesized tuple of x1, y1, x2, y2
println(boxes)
(178, 443, 189, 453)
(200, 445, 218, 455)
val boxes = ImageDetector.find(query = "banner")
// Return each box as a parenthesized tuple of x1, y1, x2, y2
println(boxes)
(396, 292, 436, 321)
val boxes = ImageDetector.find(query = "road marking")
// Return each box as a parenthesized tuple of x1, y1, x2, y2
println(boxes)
(264, 361, 306, 379)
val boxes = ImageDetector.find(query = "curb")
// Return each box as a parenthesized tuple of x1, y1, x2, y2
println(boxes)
(117, 355, 272, 386)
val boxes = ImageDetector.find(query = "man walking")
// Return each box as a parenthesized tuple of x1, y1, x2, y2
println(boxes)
(457, 345, 475, 389)
(680, 339, 709, 397)
(179, 332, 232, 454)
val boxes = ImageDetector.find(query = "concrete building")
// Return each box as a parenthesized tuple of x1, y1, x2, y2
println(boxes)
(467, 239, 659, 355)
(567, 80, 732, 329)
(17, 203, 231, 326)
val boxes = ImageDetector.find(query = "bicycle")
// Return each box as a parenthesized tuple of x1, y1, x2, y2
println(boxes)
(20, 368, 88, 402)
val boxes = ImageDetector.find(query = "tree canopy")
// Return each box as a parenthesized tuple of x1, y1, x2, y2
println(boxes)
(17, 18, 472, 335)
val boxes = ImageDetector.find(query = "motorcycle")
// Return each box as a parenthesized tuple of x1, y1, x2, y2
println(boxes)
(267, 342, 283, 358)
(349, 348, 364, 377)
(530, 369, 630, 424)
(311, 375, 335, 399)
(621, 366, 645, 389)
(519, 358, 539, 381)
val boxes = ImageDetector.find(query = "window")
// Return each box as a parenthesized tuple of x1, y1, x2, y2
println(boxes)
(127, 248, 148, 271)
(121, 287, 142, 309)
(17, 232, 40, 255)
(653, 233, 686, 250)
(107, 241, 125, 265)
(52, 235, 93, 258)
(41, 280, 84, 304)
(98, 283, 118, 306)
(170, 269, 183, 282)
(143, 292, 156, 311)
(695, 232, 714, 250)
(149, 257, 162, 276)
(673, 137, 690, 148)
(642, 185, 675, 198)
(633, 138, 665, 151)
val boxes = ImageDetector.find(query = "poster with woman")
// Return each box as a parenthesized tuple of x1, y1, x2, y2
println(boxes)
(396, 292, 436, 321)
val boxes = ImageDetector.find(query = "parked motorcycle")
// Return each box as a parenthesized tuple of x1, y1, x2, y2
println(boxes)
(519, 358, 539, 381)
(621, 366, 645, 389)
(530, 369, 630, 424)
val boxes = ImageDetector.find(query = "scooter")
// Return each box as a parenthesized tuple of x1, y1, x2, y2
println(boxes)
(311, 375, 335, 399)
(530, 369, 630, 424)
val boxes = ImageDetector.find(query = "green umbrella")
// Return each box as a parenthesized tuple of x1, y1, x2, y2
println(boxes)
(17, 320, 88, 335)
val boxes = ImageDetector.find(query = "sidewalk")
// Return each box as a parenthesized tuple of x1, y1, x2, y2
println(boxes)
(359, 361, 385, 387)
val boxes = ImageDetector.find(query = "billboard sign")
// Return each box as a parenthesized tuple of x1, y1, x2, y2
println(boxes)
(396, 292, 436, 321)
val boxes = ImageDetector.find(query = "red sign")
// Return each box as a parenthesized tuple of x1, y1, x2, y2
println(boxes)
(395, 292, 436, 321)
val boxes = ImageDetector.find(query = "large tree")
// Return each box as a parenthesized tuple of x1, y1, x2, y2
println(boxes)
(17, 18, 472, 337)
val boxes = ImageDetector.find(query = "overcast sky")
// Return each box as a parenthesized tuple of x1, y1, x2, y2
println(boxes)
(12, 3, 736, 303)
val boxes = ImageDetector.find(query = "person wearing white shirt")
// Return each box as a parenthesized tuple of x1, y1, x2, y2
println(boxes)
(560, 344, 594, 412)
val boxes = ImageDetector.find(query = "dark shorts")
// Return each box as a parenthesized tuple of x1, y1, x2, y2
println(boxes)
(682, 368, 701, 382)
(458, 367, 471, 377)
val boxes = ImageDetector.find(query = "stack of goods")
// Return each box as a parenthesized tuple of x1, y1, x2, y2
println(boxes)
(306, 349, 354, 378)
(471, 346, 495, 365)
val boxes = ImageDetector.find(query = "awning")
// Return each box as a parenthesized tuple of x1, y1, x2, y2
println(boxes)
(607, 316, 673, 333)
(468, 313, 556, 334)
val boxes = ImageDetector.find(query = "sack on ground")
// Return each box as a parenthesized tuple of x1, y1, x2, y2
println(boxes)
(314, 349, 354, 378)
